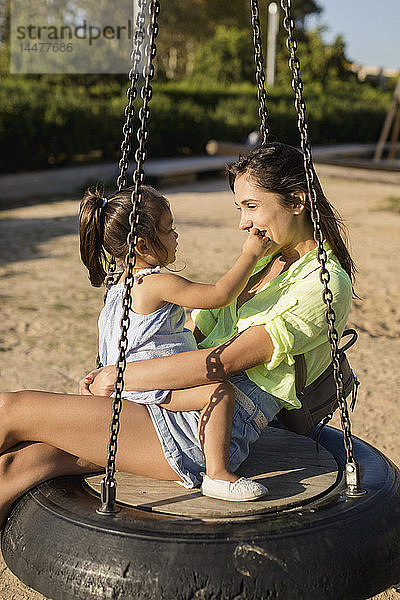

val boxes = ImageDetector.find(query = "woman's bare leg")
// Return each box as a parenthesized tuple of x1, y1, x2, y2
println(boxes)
(160, 382, 237, 483)
(0, 442, 102, 529)
(0, 391, 178, 480)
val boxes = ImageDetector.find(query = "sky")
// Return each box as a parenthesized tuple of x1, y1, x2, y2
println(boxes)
(307, 0, 400, 71)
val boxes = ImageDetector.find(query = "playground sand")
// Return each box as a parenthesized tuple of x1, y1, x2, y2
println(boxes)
(0, 164, 399, 599)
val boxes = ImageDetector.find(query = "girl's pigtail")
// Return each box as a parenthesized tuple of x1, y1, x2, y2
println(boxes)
(79, 188, 108, 287)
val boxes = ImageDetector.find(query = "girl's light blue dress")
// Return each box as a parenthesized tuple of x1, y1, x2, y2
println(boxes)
(98, 274, 282, 488)
(98, 281, 197, 405)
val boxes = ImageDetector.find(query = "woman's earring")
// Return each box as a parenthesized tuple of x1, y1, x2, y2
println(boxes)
(291, 192, 306, 214)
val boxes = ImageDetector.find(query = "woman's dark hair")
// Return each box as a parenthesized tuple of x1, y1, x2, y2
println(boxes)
(79, 185, 170, 286)
(227, 142, 356, 285)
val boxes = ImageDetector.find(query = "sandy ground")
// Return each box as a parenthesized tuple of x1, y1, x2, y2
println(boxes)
(0, 164, 399, 599)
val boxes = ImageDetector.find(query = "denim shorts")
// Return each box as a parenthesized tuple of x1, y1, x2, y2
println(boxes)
(146, 372, 283, 488)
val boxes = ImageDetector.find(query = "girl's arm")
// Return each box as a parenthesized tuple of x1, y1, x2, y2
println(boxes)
(151, 228, 269, 310)
(87, 325, 274, 396)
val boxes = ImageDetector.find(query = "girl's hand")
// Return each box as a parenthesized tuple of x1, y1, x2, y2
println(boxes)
(87, 366, 116, 397)
(241, 226, 270, 259)
(79, 369, 102, 395)
(79, 368, 115, 396)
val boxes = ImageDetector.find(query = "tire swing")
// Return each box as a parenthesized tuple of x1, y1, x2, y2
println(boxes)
(3, 2, 400, 599)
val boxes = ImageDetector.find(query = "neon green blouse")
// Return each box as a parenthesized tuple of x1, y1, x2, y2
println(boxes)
(192, 244, 352, 409)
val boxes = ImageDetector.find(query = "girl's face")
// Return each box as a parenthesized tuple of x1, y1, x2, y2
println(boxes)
(234, 173, 305, 255)
(156, 209, 179, 265)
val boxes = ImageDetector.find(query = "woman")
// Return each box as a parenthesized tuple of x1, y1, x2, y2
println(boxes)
(0, 143, 354, 526)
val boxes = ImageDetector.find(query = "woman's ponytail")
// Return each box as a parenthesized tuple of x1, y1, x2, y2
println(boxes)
(79, 188, 108, 287)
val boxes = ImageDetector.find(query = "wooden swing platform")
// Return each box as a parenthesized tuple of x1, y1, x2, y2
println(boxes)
(85, 427, 339, 520)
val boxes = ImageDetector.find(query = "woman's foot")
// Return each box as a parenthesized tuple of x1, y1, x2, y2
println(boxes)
(201, 474, 268, 502)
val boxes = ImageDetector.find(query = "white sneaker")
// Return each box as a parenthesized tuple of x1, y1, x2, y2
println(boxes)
(201, 474, 268, 502)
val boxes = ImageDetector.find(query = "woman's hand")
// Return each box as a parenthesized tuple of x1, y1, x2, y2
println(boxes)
(79, 367, 115, 397)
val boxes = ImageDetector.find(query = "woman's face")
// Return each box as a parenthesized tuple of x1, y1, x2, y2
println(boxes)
(234, 172, 305, 255)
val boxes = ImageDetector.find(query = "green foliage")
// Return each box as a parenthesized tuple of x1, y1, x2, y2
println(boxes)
(190, 26, 255, 85)
(154, 0, 322, 80)
(275, 28, 355, 87)
(0, 77, 122, 171)
(0, 76, 391, 173)
(298, 30, 353, 83)
(2, 0, 391, 178)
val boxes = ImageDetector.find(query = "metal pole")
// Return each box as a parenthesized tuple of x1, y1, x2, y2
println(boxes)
(266, 2, 279, 88)
(133, 0, 149, 78)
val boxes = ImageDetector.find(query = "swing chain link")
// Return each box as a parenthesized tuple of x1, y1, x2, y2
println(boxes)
(280, 0, 363, 495)
(250, 0, 269, 144)
(101, 1, 149, 298)
(99, 0, 160, 514)
(96, 1, 146, 367)
(116, 13, 143, 193)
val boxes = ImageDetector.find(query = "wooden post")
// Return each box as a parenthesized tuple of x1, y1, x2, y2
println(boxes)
(388, 103, 400, 160)
(374, 76, 400, 162)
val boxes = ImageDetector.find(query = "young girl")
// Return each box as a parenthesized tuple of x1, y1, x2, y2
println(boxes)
(79, 185, 270, 502)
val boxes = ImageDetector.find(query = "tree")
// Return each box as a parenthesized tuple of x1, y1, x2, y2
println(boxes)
(190, 26, 254, 85)
(155, 0, 323, 80)
(275, 28, 354, 87)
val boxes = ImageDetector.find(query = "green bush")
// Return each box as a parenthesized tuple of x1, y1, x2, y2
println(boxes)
(0, 77, 391, 173)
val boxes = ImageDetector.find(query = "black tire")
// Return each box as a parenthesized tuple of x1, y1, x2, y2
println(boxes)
(2, 426, 400, 600)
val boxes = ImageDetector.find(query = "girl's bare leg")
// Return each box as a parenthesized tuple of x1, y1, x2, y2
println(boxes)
(0, 442, 102, 529)
(161, 382, 237, 483)
(0, 391, 178, 480)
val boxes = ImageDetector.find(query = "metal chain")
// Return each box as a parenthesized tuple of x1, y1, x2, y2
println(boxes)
(280, 0, 363, 496)
(117, 2, 149, 191)
(250, 0, 269, 143)
(95, 1, 147, 371)
(99, 0, 160, 514)
(103, 1, 148, 296)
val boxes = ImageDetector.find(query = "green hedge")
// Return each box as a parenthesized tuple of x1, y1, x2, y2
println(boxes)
(0, 78, 391, 172)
